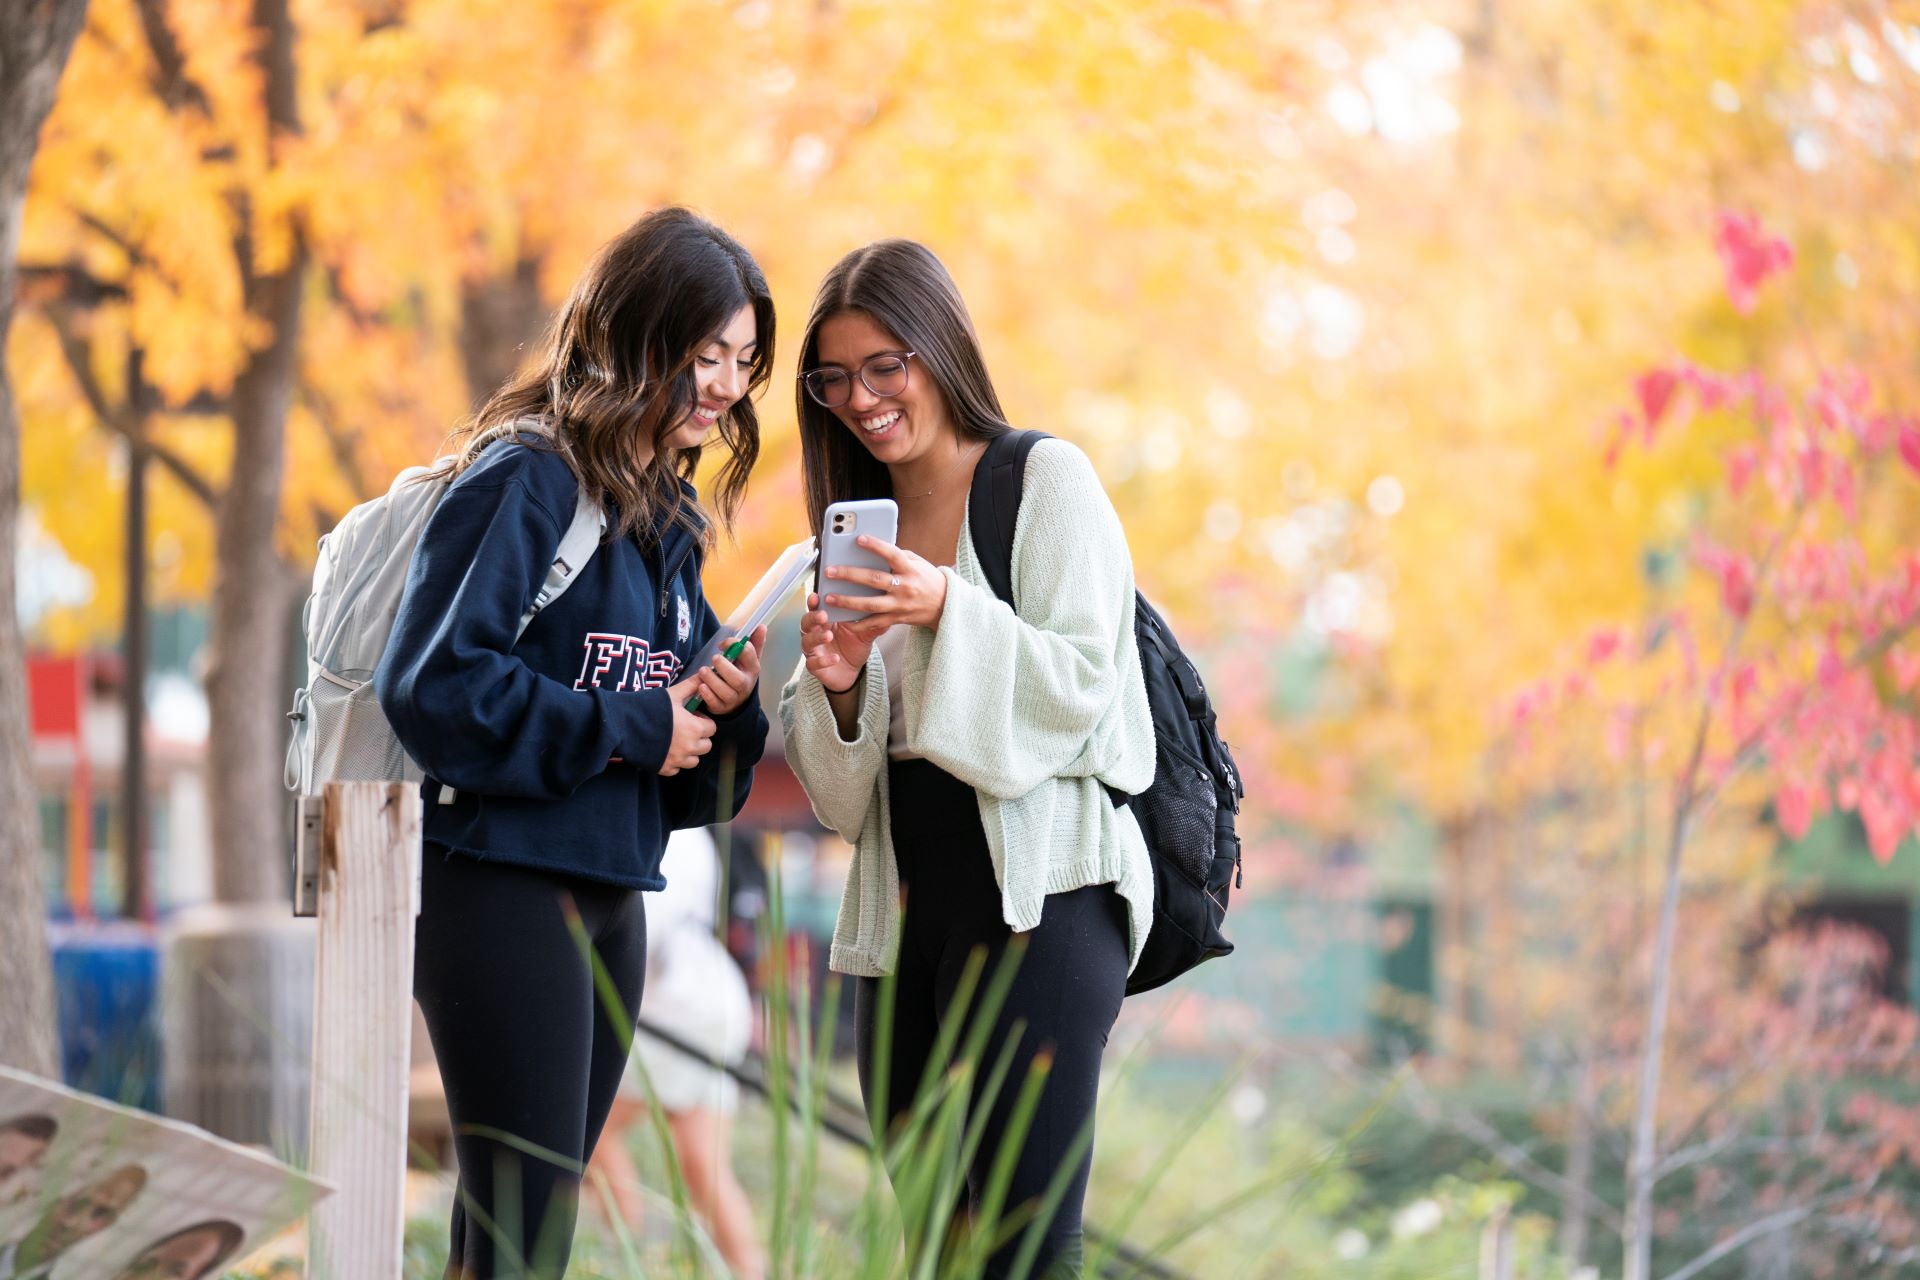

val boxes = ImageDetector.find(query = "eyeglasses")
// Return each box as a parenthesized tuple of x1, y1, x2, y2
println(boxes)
(799, 352, 917, 408)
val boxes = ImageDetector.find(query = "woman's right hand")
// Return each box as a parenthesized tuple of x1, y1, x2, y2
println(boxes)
(800, 592, 873, 694)
(658, 679, 716, 776)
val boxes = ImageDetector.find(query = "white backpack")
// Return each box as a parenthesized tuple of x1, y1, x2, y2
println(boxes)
(284, 432, 605, 797)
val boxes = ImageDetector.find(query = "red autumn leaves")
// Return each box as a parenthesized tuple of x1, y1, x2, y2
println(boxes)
(1714, 210, 1796, 315)
(1532, 213, 1920, 863)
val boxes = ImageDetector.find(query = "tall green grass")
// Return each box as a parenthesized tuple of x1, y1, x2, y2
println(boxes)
(536, 837, 1385, 1280)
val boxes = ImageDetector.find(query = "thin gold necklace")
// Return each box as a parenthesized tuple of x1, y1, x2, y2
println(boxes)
(895, 441, 985, 500)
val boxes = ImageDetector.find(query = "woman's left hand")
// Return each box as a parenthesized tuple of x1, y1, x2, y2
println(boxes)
(821, 537, 949, 642)
(687, 625, 766, 716)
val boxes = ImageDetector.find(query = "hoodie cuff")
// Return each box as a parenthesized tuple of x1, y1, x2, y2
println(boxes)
(613, 688, 677, 772)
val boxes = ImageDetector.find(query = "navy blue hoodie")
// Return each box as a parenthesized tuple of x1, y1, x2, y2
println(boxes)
(374, 439, 767, 891)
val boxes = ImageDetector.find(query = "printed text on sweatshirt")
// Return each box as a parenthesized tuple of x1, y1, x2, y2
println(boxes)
(377, 440, 767, 891)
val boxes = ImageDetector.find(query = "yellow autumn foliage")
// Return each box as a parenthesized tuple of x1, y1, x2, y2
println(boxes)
(15, 0, 1920, 830)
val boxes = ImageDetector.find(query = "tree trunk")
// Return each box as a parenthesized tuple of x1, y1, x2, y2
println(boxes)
(205, 262, 303, 904)
(458, 255, 545, 409)
(0, 0, 89, 1078)
(1623, 800, 1693, 1280)
(204, 0, 303, 904)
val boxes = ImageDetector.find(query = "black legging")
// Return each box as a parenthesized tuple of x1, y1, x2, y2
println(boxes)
(855, 759, 1130, 1280)
(413, 845, 647, 1280)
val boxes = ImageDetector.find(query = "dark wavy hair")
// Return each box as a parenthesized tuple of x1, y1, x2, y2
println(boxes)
(795, 240, 1013, 534)
(442, 207, 773, 550)
(0, 1113, 56, 1143)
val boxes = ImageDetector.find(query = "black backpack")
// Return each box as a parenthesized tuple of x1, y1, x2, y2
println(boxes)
(968, 430, 1245, 996)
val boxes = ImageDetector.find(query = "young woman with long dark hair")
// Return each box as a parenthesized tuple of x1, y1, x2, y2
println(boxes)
(377, 207, 774, 1279)
(779, 241, 1154, 1279)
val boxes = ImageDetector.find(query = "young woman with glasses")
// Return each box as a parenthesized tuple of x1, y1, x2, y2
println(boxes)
(780, 241, 1155, 1279)
(376, 208, 773, 1279)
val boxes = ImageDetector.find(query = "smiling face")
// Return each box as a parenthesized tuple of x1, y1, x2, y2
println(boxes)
(813, 310, 958, 467)
(42, 1165, 144, 1253)
(663, 304, 758, 453)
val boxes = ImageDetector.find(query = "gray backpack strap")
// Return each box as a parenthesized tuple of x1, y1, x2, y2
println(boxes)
(517, 482, 607, 641)
(439, 481, 605, 808)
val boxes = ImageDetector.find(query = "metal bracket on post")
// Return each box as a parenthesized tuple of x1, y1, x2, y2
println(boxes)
(293, 794, 323, 917)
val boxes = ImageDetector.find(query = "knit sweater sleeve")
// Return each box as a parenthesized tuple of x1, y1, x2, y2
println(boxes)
(778, 647, 889, 840)
(902, 439, 1135, 800)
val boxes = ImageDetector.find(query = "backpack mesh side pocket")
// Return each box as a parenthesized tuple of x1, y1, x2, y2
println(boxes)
(1133, 741, 1219, 886)
(306, 670, 418, 786)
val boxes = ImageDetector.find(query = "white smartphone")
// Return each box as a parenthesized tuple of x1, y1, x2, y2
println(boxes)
(818, 498, 900, 624)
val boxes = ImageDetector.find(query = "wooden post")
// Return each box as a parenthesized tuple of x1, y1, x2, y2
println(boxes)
(307, 782, 420, 1280)
(1479, 1204, 1515, 1280)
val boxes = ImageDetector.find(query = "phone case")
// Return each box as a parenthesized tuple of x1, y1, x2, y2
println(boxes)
(818, 498, 900, 624)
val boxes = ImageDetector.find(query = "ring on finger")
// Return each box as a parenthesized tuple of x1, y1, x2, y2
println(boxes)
(890, 575, 899, 589)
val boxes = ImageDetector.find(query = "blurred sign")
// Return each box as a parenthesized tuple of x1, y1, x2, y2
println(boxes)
(26, 656, 95, 917)
(26, 656, 84, 742)
(0, 1067, 331, 1280)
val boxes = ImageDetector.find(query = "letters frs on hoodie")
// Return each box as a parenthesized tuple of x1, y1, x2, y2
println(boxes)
(574, 632, 685, 693)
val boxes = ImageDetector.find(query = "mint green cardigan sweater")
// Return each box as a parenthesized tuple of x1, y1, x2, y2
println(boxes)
(779, 438, 1156, 978)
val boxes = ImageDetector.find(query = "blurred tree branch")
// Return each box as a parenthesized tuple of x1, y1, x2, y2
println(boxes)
(132, 0, 211, 113)
(1322, 1047, 1626, 1233)
(1664, 1178, 1880, 1280)
(40, 302, 221, 508)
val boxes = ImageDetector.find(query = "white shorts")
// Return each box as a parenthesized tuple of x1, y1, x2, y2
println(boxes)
(623, 929, 752, 1115)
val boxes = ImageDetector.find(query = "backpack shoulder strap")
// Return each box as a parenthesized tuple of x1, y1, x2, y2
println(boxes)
(515, 481, 607, 642)
(439, 444, 604, 807)
(966, 429, 1051, 611)
(966, 431, 1126, 809)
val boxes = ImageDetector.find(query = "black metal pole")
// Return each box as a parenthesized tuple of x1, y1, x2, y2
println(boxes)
(122, 358, 150, 921)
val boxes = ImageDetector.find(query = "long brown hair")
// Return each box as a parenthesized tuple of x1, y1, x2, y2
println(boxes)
(442, 207, 773, 550)
(795, 240, 1013, 535)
